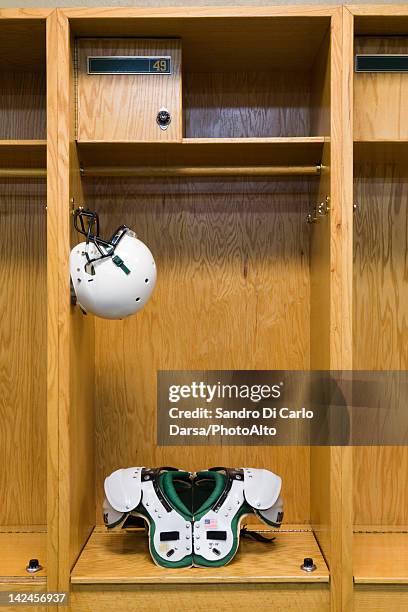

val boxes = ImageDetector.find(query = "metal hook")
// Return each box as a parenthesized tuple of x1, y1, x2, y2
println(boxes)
(317, 196, 330, 217)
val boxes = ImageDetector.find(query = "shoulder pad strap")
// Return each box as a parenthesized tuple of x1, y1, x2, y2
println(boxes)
(104, 467, 144, 512)
(242, 467, 282, 510)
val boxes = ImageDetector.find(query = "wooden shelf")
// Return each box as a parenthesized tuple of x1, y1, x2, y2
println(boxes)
(71, 528, 329, 585)
(77, 137, 326, 171)
(354, 533, 408, 584)
(0, 141, 46, 171)
(182, 137, 327, 145)
(0, 531, 46, 583)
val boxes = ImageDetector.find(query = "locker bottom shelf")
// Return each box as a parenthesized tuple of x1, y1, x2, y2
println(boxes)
(71, 526, 329, 585)
(354, 531, 408, 584)
(0, 528, 47, 583)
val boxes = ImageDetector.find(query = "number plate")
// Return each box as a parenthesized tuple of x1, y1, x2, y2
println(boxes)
(87, 56, 172, 75)
(355, 54, 408, 72)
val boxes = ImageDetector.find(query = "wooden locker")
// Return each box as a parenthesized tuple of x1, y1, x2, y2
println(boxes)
(76, 38, 182, 142)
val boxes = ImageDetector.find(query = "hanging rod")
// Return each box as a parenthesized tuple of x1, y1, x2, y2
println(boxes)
(81, 165, 322, 178)
(0, 168, 46, 178)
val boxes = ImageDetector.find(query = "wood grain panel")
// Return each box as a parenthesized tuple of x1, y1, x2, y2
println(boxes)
(53, 11, 96, 592)
(0, 72, 46, 140)
(354, 162, 408, 526)
(353, 9, 408, 36)
(63, 9, 331, 74)
(0, 584, 48, 612)
(354, 37, 408, 141)
(313, 10, 354, 611)
(0, 532, 46, 580)
(184, 72, 312, 138)
(0, 18, 46, 72)
(77, 138, 326, 169)
(0, 142, 46, 168)
(71, 583, 329, 612)
(76, 39, 182, 142)
(72, 529, 328, 584)
(46, 8, 59, 593)
(88, 176, 313, 525)
(354, 585, 408, 612)
(309, 26, 332, 572)
(354, 533, 408, 584)
(310, 28, 330, 137)
(0, 179, 46, 526)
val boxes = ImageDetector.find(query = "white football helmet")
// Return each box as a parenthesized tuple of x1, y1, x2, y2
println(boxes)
(70, 209, 156, 320)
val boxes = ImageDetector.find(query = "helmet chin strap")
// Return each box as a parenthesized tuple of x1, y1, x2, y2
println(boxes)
(112, 255, 131, 275)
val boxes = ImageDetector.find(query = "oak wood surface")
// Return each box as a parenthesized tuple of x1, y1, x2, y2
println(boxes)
(184, 71, 315, 138)
(76, 39, 182, 142)
(71, 528, 328, 584)
(0, 179, 47, 527)
(354, 533, 408, 584)
(354, 141, 408, 166)
(46, 9, 59, 594)
(0, 72, 46, 140)
(351, 5, 408, 36)
(0, 143, 46, 174)
(63, 9, 332, 74)
(309, 9, 354, 612)
(71, 583, 329, 612)
(353, 161, 408, 526)
(0, 142, 46, 167)
(64, 7, 333, 73)
(0, 584, 48, 612)
(70, 19, 97, 586)
(354, 37, 408, 141)
(89, 175, 313, 525)
(0, 17, 47, 72)
(77, 138, 326, 170)
(354, 585, 408, 611)
(0, 532, 46, 581)
(52, 11, 96, 593)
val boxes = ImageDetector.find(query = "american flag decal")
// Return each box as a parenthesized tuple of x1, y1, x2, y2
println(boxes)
(204, 518, 217, 528)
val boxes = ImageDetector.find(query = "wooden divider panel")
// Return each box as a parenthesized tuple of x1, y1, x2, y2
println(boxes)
(0, 179, 47, 526)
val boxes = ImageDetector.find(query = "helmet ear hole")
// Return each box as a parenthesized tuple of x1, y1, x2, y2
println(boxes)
(136, 297, 141, 302)
(145, 278, 149, 283)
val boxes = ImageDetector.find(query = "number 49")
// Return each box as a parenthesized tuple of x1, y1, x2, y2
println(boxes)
(152, 59, 168, 72)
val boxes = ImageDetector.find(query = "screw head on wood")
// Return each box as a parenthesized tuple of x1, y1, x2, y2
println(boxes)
(300, 557, 317, 572)
(26, 559, 43, 573)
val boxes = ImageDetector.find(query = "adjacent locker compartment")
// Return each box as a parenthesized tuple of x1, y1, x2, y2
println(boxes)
(0, 14, 48, 594)
(352, 9, 408, 611)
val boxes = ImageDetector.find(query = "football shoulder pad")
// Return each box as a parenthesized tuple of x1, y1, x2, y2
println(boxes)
(104, 466, 144, 512)
(242, 467, 282, 510)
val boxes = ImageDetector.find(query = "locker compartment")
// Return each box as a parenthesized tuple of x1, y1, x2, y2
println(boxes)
(0, 14, 48, 588)
(352, 12, 408, 610)
(354, 36, 408, 141)
(61, 11, 340, 610)
(76, 38, 182, 142)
